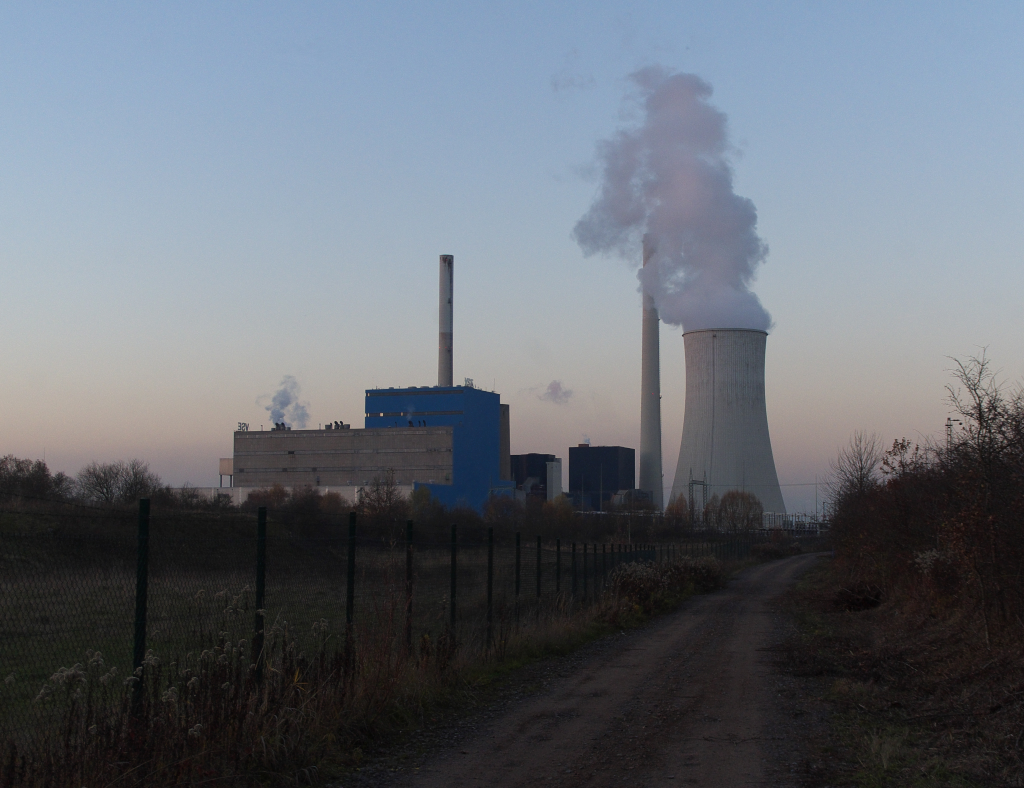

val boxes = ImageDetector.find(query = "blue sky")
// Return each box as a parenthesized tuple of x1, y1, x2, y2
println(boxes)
(3, 2, 1023, 511)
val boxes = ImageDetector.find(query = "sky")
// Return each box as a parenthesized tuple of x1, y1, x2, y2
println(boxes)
(2, 2, 1023, 513)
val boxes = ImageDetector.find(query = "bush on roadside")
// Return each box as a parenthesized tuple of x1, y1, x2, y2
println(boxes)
(609, 556, 724, 614)
(828, 353, 1024, 646)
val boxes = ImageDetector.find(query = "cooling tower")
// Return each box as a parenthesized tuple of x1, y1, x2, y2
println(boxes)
(438, 255, 453, 387)
(638, 237, 663, 510)
(670, 329, 785, 514)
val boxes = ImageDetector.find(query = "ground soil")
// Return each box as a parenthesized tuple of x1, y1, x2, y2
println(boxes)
(343, 553, 830, 788)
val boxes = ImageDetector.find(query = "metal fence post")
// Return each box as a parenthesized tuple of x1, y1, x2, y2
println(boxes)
(132, 498, 150, 714)
(345, 511, 356, 676)
(571, 542, 577, 598)
(406, 520, 413, 655)
(602, 543, 607, 588)
(515, 531, 521, 624)
(515, 531, 521, 598)
(536, 535, 542, 600)
(449, 524, 457, 630)
(556, 538, 561, 594)
(486, 527, 494, 648)
(582, 543, 588, 601)
(254, 506, 267, 684)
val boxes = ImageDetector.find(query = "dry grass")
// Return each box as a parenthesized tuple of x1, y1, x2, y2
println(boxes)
(783, 559, 1024, 787)
(0, 553, 732, 788)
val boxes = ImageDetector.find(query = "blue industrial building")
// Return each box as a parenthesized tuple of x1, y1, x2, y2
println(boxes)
(364, 386, 513, 511)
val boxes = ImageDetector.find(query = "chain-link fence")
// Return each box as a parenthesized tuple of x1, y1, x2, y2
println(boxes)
(0, 499, 778, 749)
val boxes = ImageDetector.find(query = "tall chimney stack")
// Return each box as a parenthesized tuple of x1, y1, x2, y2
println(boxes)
(438, 254, 454, 387)
(638, 236, 664, 510)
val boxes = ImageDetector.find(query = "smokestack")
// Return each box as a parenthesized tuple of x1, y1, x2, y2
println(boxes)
(638, 236, 663, 510)
(670, 329, 785, 514)
(438, 254, 453, 387)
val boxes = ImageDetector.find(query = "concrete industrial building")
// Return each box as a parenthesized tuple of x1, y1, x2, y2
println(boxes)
(670, 329, 786, 514)
(569, 444, 635, 510)
(232, 423, 453, 493)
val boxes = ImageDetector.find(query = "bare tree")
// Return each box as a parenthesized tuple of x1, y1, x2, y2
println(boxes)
(947, 350, 1009, 477)
(828, 431, 884, 506)
(718, 491, 763, 532)
(360, 469, 408, 537)
(76, 459, 161, 505)
(0, 455, 74, 500)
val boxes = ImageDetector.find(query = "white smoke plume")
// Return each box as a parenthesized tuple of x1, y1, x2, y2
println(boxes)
(539, 380, 573, 405)
(259, 375, 310, 428)
(573, 66, 772, 332)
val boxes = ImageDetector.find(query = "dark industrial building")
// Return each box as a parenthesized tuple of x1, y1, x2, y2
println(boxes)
(510, 453, 557, 499)
(568, 444, 635, 510)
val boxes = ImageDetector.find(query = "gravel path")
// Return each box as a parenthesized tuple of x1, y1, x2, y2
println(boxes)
(348, 553, 827, 788)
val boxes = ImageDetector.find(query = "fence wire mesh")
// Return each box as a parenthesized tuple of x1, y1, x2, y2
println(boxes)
(0, 500, 811, 746)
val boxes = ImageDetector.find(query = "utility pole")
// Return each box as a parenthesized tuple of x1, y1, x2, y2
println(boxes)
(946, 417, 962, 454)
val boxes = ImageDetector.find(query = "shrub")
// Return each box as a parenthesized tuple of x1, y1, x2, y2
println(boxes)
(609, 556, 724, 614)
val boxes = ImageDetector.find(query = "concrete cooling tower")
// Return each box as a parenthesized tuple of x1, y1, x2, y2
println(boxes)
(670, 329, 786, 514)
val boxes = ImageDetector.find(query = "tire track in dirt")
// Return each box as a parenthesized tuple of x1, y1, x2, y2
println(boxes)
(392, 554, 822, 788)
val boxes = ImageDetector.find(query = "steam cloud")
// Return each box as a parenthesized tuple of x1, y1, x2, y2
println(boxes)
(539, 380, 573, 405)
(259, 375, 310, 428)
(573, 67, 772, 332)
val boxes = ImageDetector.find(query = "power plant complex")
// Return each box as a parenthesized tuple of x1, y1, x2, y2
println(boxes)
(221, 247, 787, 518)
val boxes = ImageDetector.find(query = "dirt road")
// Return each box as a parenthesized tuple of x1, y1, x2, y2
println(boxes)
(384, 553, 823, 788)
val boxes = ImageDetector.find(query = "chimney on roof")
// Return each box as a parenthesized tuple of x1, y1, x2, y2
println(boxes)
(438, 255, 453, 387)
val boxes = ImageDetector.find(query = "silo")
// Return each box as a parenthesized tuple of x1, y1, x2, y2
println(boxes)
(670, 329, 785, 514)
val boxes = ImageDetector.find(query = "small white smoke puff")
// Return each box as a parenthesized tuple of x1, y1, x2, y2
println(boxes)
(539, 380, 573, 405)
(573, 66, 772, 332)
(258, 376, 310, 428)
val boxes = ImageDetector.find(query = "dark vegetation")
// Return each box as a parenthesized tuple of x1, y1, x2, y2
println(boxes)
(788, 352, 1024, 786)
(0, 433, 804, 787)
(0, 477, 779, 787)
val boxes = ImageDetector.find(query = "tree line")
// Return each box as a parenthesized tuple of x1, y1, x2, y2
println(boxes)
(0, 456, 216, 509)
(2, 454, 766, 544)
(828, 352, 1024, 645)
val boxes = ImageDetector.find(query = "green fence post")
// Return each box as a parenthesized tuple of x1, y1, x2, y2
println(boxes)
(487, 527, 494, 648)
(450, 524, 457, 630)
(571, 542, 577, 598)
(345, 511, 356, 677)
(536, 535, 542, 600)
(254, 506, 267, 684)
(512, 532, 520, 622)
(406, 520, 413, 655)
(132, 498, 150, 715)
(556, 538, 561, 594)
(515, 531, 521, 598)
(583, 543, 588, 601)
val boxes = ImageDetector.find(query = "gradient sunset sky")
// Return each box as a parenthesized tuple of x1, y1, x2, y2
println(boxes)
(3, 2, 1023, 512)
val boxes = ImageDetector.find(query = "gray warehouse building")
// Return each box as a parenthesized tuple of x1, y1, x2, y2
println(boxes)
(233, 424, 454, 494)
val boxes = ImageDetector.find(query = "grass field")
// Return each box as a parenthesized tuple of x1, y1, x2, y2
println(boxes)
(0, 503, 804, 787)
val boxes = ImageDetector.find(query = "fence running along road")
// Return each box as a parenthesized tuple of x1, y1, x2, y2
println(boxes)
(0, 499, 783, 743)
